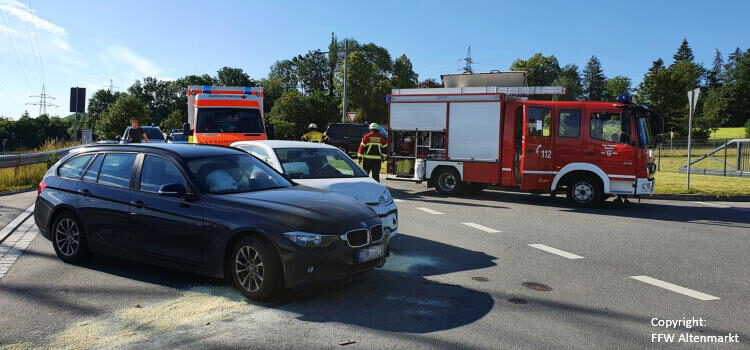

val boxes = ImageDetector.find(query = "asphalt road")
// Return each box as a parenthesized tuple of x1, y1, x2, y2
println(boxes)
(0, 183, 748, 349)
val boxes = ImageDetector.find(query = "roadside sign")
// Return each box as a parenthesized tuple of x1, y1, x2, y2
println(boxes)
(347, 112, 357, 122)
(686, 88, 701, 191)
(687, 88, 700, 114)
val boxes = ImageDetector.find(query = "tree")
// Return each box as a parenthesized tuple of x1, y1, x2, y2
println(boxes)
(604, 76, 631, 101)
(86, 89, 122, 130)
(417, 78, 442, 88)
(721, 48, 750, 126)
(637, 60, 703, 135)
(160, 110, 185, 132)
(327, 33, 339, 96)
(552, 64, 582, 101)
(706, 49, 723, 89)
(673, 39, 695, 63)
(96, 94, 152, 140)
(266, 90, 338, 139)
(391, 54, 418, 89)
(509, 53, 561, 86)
(582, 55, 606, 101)
(217, 67, 255, 86)
(128, 77, 181, 125)
(269, 59, 299, 91)
(295, 52, 329, 93)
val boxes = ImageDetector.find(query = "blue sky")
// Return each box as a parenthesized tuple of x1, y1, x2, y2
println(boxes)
(1, 0, 748, 118)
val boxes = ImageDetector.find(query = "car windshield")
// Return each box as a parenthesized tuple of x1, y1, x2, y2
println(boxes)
(196, 108, 264, 133)
(635, 111, 656, 148)
(187, 154, 291, 194)
(274, 147, 367, 179)
(143, 128, 164, 141)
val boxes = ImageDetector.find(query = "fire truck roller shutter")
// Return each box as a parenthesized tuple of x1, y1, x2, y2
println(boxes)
(448, 102, 501, 161)
(390, 103, 446, 131)
(551, 163, 610, 194)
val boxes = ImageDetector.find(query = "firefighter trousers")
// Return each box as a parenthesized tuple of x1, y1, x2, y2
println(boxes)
(362, 158, 381, 182)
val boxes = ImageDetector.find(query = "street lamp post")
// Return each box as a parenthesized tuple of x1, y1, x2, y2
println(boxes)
(315, 39, 353, 123)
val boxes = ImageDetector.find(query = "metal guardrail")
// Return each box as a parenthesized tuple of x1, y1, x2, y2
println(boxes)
(0, 146, 79, 169)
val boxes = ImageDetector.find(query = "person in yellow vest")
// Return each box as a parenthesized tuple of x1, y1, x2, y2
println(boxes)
(357, 123, 387, 182)
(301, 123, 328, 143)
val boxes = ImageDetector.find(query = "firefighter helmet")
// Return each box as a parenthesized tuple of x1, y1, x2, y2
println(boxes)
(369, 123, 380, 130)
(308, 123, 318, 130)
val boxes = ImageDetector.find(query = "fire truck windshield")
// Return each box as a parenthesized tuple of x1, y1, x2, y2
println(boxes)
(196, 108, 263, 133)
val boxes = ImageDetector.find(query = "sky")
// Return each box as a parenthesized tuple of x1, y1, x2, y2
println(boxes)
(0, 0, 749, 119)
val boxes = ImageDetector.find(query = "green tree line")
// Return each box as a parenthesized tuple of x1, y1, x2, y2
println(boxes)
(2, 36, 748, 148)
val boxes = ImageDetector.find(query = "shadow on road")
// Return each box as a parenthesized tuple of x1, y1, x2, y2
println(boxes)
(277, 233, 497, 333)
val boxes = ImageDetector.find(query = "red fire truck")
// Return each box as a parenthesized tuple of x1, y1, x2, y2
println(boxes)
(386, 85, 660, 206)
(184, 85, 267, 145)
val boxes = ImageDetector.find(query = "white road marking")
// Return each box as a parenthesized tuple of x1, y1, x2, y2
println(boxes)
(692, 201, 729, 208)
(393, 199, 405, 203)
(462, 222, 501, 233)
(527, 244, 585, 260)
(0, 204, 34, 242)
(416, 207, 444, 215)
(0, 213, 38, 281)
(630, 276, 720, 301)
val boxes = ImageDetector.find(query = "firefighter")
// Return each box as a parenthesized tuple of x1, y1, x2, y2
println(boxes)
(357, 123, 387, 182)
(301, 123, 328, 143)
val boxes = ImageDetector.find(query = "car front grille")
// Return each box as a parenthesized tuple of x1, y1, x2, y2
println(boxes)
(344, 229, 369, 247)
(341, 224, 383, 248)
(370, 225, 383, 242)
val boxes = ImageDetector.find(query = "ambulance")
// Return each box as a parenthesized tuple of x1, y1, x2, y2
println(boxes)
(184, 85, 267, 145)
(385, 73, 661, 206)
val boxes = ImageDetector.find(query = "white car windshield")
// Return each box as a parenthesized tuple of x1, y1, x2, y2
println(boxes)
(274, 148, 367, 179)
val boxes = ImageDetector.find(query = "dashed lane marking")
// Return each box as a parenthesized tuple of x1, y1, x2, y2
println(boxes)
(528, 244, 585, 260)
(462, 222, 501, 233)
(692, 201, 729, 208)
(0, 210, 38, 281)
(415, 207, 444, 215)
(630, 276, 720, 301)
(393, 199, 405, 203)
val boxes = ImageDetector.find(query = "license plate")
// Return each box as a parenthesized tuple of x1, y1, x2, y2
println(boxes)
(357, 244, 385, 263)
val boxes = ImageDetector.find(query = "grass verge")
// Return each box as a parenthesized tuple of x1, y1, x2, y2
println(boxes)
(710, 127, 747, 140)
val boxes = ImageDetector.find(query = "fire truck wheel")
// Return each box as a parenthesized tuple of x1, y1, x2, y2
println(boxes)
(566, 175, 604, 207)
(435, 168, 464, 195)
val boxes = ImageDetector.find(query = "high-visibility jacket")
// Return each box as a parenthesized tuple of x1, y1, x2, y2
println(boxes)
(357, 131, 387, 160)
(301, 131, 328, 143)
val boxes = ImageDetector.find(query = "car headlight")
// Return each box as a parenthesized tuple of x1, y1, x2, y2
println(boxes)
(379, 189, 393, 205)
(283, 231, 338, 247)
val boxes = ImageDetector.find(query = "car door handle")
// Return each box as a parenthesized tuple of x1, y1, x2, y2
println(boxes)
(130, 200, 145, 208)
(78, 189, 91, 196)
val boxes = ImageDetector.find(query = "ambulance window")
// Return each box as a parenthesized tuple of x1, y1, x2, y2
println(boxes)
(558, 110, 581, 138)
(527, 107, 551, 137)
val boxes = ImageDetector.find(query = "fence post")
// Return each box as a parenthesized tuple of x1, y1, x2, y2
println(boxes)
(657, 142, 661, 172)
(724, 138, 728, 176)
(738, 141, 742, 177)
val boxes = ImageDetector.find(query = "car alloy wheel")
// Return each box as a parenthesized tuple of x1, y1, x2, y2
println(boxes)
(235, 245, 264, 293)
(55, 218, 80, 257)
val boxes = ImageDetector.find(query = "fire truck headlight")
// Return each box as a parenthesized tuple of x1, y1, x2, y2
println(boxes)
(648, 149, 654, 158)
(642, 182, 652, 190)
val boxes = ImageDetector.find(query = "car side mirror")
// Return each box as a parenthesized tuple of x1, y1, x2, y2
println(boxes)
(158, 183, 187, 197)
(115, 135, 121, 142)
(183, 122, 191, 136)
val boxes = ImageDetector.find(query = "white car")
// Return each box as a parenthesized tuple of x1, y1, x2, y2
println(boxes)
(231, 140, 398, 238)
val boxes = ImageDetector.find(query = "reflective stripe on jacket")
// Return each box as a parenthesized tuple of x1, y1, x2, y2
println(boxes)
(301, 131, 328, 143)
(357, 131, 388, 159)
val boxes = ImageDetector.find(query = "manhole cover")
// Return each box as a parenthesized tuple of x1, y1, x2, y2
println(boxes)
(522, 282, 553, 292)
(507, 297, 528, 304)
(471, 277, 489, 282)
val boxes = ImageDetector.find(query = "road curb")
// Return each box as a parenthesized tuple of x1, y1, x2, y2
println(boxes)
(647, 194, 750, 202)
(0, 188, 36, 197)
(0, 204, 34, 244)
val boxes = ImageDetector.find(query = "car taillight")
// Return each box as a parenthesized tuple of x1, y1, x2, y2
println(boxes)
(38, 179, 47, 194)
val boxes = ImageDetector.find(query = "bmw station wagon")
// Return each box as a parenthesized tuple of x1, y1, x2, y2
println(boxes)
(34, 144, 388, 301)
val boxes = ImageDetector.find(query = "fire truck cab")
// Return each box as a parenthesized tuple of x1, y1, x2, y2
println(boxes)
(386, 86, 660, 206)
(184, 85, 267, 145)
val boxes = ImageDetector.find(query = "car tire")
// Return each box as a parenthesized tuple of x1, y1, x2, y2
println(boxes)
(51, 211, 91, 263)
(566, 175, 604, 207)
(434, 167, 464, 195)
(230, 236, 283, 301)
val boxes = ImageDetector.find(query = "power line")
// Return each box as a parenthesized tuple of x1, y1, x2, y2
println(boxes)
(26, 0, 47, 86)
(26, 84, 57, 116)
(0, 10, 34, 93)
